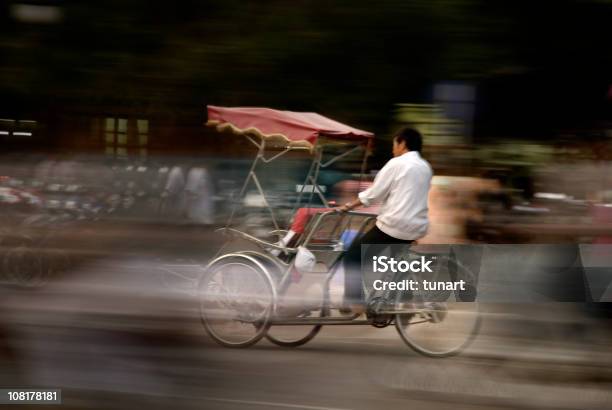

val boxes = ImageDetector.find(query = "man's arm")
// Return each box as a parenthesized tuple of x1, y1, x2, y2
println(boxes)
(334, 160, 397, 212)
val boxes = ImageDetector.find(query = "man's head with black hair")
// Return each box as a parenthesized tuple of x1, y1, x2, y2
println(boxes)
(392, 127, 422, 157)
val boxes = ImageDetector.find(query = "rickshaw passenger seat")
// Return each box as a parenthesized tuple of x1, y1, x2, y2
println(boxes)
(269, 207, 335, 256)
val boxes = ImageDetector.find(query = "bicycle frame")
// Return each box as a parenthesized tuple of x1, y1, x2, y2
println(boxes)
(213, 209, 451, 327)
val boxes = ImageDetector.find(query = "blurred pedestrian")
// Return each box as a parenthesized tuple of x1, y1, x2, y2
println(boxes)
(184, 165, 215, 225)
(161, 165, 186, 219)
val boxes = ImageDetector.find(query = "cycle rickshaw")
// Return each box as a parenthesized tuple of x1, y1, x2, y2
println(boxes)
(200, 106, 481, 357)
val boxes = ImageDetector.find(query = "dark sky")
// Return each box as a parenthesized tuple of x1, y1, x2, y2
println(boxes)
(0, 0, 610, 139)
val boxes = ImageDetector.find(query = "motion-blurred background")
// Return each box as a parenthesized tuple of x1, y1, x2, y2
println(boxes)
(0, 1, 611, 409)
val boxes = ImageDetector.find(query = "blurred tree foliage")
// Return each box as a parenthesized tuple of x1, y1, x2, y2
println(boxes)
(0, 0, 610, 138)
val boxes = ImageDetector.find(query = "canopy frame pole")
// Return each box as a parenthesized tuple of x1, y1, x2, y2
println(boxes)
(360, 139, 371, 172)
(319, 143, 364, 168)
(245, 135, 262, 150)
(347, 139, 372, 229)
(221, 130, 372, 234)
(225, 139, 307, 234)
(307, 141, 368, 208)
(224, 139, 265, 229)
(357, 139, 371, 190)
(287, 150, 320, 229)
(261, 146, 310, 164)
(250, 172, 281, 232)
(308, 174, 329, 207)
(306, 145, 324, 208)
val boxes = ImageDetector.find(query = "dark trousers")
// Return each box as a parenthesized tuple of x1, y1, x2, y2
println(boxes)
(343, 225, 413, 305)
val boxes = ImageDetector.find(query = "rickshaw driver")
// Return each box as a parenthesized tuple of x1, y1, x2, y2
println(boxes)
(333, 128, 433, 315)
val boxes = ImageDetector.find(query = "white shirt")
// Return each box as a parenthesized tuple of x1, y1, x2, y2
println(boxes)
(358, 151, 432, 240)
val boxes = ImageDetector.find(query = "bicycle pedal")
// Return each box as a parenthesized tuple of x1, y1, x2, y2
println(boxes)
(366, 296, 390, 315)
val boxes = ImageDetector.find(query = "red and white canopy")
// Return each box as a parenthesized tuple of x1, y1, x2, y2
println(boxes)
(206, 105, 373, 148)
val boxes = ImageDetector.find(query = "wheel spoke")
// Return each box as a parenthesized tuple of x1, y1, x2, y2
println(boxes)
(199, 258, 274, 347)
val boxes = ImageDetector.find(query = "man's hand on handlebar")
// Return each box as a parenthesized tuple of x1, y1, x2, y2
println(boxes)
(332, 197, 363, 213)
(333, 204, 351, 213)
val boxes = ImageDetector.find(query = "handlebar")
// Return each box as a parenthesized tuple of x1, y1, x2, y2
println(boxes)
(300, 210, 376, 247)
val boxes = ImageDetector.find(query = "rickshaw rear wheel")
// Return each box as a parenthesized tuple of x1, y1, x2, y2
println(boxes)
(199, 255, 276, 348)
(265, 326, 322, 347)
(394, 256, 481, 357)
(395, 303, 481, 357)
(265, 314, 323, 347)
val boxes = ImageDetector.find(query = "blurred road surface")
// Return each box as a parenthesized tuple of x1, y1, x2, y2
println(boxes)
(1, 227, 611, 410)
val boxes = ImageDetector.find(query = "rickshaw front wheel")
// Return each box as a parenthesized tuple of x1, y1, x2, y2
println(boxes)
(199, 255, 276, 348)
